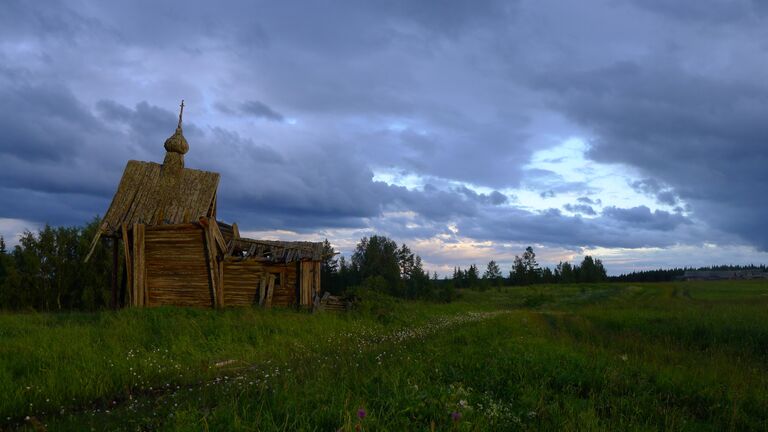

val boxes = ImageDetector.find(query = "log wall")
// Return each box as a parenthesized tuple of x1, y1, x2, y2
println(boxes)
(223, 261, 298, 307)
(144, 226, 213, 307)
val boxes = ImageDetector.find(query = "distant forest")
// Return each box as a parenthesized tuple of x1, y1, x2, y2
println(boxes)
(610, 265, 768, 283)
(0, 220, 765, 311)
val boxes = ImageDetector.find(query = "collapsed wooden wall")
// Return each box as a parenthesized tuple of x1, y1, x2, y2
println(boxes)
(222, 261, 298, 307)
(122, 222, 322, 309)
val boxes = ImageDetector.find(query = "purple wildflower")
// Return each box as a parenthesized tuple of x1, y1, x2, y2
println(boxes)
(451, 411, 462, 422)
(357, 408, 367, 420)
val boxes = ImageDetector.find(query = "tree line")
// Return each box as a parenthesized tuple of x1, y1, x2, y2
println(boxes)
(320, 235, 454, 302)
(5, 219, 764, 311)
(0, 223, 608, 310)
(450, 246, 608, 290)
(610, 264, 768, 282)
(0, 218, 113, 311)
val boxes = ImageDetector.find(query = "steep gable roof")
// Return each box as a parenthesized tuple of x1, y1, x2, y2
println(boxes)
(99, 160, 220, 235)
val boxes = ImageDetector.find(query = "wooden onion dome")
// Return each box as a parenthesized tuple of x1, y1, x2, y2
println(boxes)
(163, 100, 189, 171)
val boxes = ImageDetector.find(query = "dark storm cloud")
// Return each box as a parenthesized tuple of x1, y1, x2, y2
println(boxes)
(96, 100, 208, 154)
(460, 205, 698, 250)
(2, 0, 767, 257)
(240, 101, 283, 122)
(0, 0, 109, 40)
(0, 187, 104, 227)
(216, 101, 285, 122)
(453, 186, 508, 206)
(629, 179, 678, 206)
(535, 59, 768, 249)
(629, 0, 767, 23)
(601, 206, 688, 231)
(0, 82, 102, 162)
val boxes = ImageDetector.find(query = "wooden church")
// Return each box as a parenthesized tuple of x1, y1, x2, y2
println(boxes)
(86, 102, 324, 309)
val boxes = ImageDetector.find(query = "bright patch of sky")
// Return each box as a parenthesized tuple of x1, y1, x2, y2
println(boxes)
(365, 137, 706, 277)
(0, 218, 42, 247)
(582, 244, 768, 274)
(373, 137, 678, 216)
(516, 138, 676, 214)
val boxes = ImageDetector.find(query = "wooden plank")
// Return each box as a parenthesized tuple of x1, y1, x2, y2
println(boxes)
(132, 223, 145, 307)
(217, 259, 224, 307)
(144, 223, 200, 232)
(265, 273, 275, 309)
(203, 223, 219, 308)
(83, 225, 105, 262)
(121, 224, 133, 306)
(111, 237, 118, 309)
(210, 218, 228, 253)
(314, 261, 321, 300)
(306, 262, 313, 306)
(299, 261, 308, 307)
(258, 275, 267, 306)
(208, 190, 217, 218)
(209, 223, 222, 307)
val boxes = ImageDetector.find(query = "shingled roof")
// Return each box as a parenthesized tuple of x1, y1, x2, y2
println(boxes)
(98, 160, 219, 235)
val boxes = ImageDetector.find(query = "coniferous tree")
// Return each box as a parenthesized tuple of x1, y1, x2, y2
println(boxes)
(512, 255, 526, 285)
(397, 244, 415, 280)
(352, 235, 401, 295)
(483, 260, 503, 287)
(522, 246, 540, 284)
(541, 267, 555, 283)
(466, 264, 480, 289)
(452, 266, 467, 289)
(320, 239, 340, 294)
(557, 261, 575, 284)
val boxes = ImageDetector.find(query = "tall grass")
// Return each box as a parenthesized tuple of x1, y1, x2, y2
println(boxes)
(1, 280, 767, 430)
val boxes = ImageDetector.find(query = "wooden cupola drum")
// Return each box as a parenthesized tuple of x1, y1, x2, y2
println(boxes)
(86, 101, 324, 309)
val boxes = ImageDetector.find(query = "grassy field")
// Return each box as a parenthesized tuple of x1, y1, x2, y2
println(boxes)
(1, 281, 767, 431)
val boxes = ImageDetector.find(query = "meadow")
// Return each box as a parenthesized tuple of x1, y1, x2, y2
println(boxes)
(1, 280, 767, 431)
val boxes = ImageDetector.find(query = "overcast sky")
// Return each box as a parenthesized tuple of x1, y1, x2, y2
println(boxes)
(2, 0, 768, 275)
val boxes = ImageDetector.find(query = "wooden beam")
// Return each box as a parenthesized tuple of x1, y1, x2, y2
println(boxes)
(119, 256, 127, 308)
(295, 260, 301, 308)
(198, 216, 210, 228)
(299, 261, 311, 307)
(83, 225, 106, 263)
(265, 273, 275, 309)
(218, 260, 224, 307)
(132, 223, 145, 307)
(210, 219, 224, 307)
(202, 222, 219, 308)
(144, 223, 200, 232)
(111, 237, 118, 310)
(210, 218, 228, 253)
(258, 275, 267, 306)
(209, 190, 217, 219)
(121, 224, 133, 306)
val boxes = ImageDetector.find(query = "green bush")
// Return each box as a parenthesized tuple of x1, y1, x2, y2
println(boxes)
(348, 277, 401, 323)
